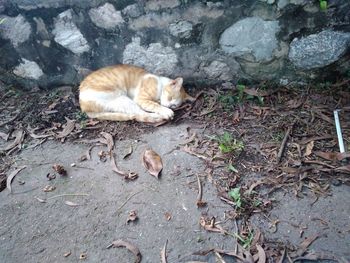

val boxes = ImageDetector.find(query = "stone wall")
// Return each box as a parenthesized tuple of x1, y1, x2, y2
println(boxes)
(0, 0, 349, 89)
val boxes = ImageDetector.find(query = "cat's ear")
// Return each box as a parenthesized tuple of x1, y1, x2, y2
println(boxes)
(170, 77, 183, 90)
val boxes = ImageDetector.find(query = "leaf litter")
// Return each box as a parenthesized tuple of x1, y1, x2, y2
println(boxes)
(107, 239, 142, 263)
(142, 149, 163, 178)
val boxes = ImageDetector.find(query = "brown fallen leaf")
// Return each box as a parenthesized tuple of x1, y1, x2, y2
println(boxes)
(126, 210, 138, 224)
(304, 141, 314, 157)
(164, 212, 172, 221)
(111, 152, 138, 180)
(161, 240, 168, 263)
(6, 166, 27, 193)
(314, 151, 350, 162)
(243, 87, 269, 97)
(142, 149, 163, 178)
(46, 173, 56, 180)
(199, 216, 226, 234)
(98, 150, 108, 162)
(107, 240, 141, 263)
(79, 253, 87, 260)
(100, 132, 114, 153)
(56, 117, 75, 138)
(52, 164, 67, 175)
(256, 244, 266, 263)
(65, 201, 80, 207)
(335, 165, 350, 174)
(293, 234, 320, 257)
(43, 185, 56, 192)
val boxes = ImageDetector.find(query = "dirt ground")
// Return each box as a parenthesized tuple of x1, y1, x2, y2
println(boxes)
(0, 82, 349, 262)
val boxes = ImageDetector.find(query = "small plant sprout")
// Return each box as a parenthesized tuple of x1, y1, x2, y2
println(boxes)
(216, 132, 244, 155)
(228, 187, 242, 208)
(228, 163, 238, 173)
(319, 0, 327, 10)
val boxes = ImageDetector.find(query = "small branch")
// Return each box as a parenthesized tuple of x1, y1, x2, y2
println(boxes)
(276, 121, 296, 164)
(47, 193, 89, 200)
(117, 190, 144, 212)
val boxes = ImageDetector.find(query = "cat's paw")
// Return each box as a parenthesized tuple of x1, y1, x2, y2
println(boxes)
(160, 107, 174, 120)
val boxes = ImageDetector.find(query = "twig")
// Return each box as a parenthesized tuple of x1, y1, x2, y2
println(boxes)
(196, 174, 207, 207)
(117, 190, 144, 212)
(0, 112, 20, 127)
(47, 193, 89, 200)
(276, 122, 295, 164)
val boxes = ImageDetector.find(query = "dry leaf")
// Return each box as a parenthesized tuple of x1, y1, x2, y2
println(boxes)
(304, 141, 314, 157)
(164, 212, 172, 221)
(314, 151, 350, 162)
(100, 132, 114, 152)
(111, 152, 137, 180)
(199, 217, 226, 234)
(256, 244, 266, 263)
(79, 253, 87, 260)
(46, 173, 56, 180)
(52, 164, 67, 175)
(126, 210, 138, 224)
(335, 165, 350, 174)
(161, 240, 168, 263)
(2, 129, 25, 151)
(108, 240, 141, 263)
(0, 131, 9, 141)
(142, 149, 163, 178)
(43, 185, 56, 192)
(98, 150, 108, 162)
(123, 145, 133, 159)
(6, 166, 26, 193)
(56, 118, 75, 138)
(65, 201, 80, 207)
(63, 251, 71, 257)
(243, 88, 269, 97)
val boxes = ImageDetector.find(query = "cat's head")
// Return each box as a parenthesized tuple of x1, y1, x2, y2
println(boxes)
(161, 77, 195, 109)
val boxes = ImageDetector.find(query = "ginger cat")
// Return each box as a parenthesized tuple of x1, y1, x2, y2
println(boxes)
(79, 64, 194, 123)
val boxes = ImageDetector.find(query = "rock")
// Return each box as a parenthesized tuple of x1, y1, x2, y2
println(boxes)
(12, 0, 105, 10)
(0, 14, 31, 47)
(52, 9, 90, 54)
(169, 21, 193, 39)
(33, 17, 50, 39)
(219, 17, 280, 62)
(288, 30, 350, 69)
(89, 3, 124, 30)
(122, 4, 143, 18)
(145, 0, 180, 11)
(13, 59, 43, 80)
(202, 61, 233, 80)
(129, 12, 179, 30)
(183, 3, 224, 24)
(123, 37, 178, 76)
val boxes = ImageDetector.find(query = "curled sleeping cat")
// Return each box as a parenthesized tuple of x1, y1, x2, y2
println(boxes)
(79, 64, 194, 123)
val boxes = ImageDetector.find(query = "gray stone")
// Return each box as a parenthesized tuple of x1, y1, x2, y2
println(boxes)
(52, 9, 90, 54)
(122, 4, 142, 18)
(169, 21, 193, 39)
(145, 0, 180, 11)
(183, 3, 224, 24)
(219, 17, 280, 62)
(202, 61, 232, 80)
(123, 37, 178, 76)
(267, 0, 275, 4)
(289, 30, 350, 69)
(129, 12, 179, 30)
(13, 59, 43, 79)
(12, 0, 106, 10)
(89, 3, 124, 30)
(33, 17, 50, 39)
(0, 14, 31, 47)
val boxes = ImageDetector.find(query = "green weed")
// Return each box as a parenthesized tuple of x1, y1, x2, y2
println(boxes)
(228, 187, 242, 208)
(215, 132, 244, 155)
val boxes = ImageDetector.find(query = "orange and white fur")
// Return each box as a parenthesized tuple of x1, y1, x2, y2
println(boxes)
(79, 64, 194, 123)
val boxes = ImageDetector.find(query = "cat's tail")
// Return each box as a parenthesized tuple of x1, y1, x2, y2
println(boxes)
(86, 112, 166, 123)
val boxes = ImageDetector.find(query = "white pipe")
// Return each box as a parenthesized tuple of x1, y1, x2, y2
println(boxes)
(333, 110, 345, 153)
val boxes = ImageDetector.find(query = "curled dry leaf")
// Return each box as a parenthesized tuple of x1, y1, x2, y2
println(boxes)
(52, 164, 67, 176)
(56, 118, 75, 139)
(123, 145, 133, 159)
(43, 185, 56, 192)
(98, 150, 108, 162)
(6, 166, 26, 193)
(126, 210, 138, 224)
(256, 244, 266, 263)
(108, 239, 141, 263)
(111, 152, 138, 180)
(2, 129, 25, 152)
(199, 216, 226, 234)
(142, 149, 163, 178)
(79, 253, 87, 260)
(315, 151, 350, 162)
(100, 132, 114, 153)
(46, 173, 56, 180)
